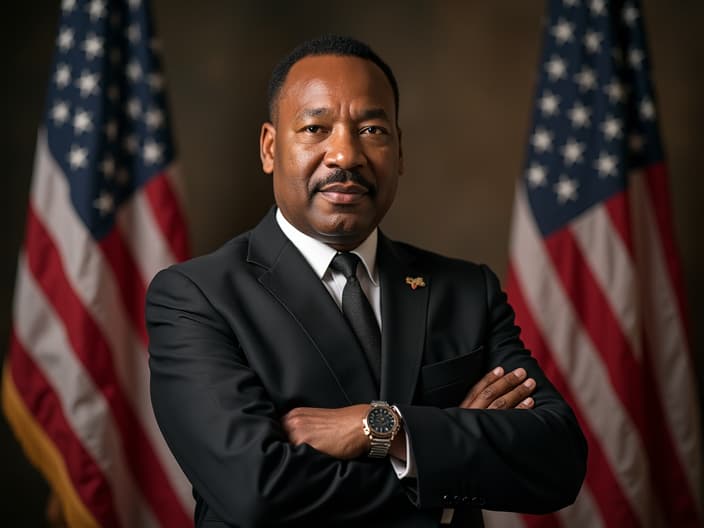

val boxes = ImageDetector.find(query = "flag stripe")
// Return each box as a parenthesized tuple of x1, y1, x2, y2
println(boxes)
(23, 205, 190, 527)
(4, 336, 116, 528)
(12, 258, 154, 528)
(28, 132, 195, 514)
(509, 186, 651, 525)
(506, 265, 619, 528)
(144, 169, 190, 262)
(630, 171, 703, 515)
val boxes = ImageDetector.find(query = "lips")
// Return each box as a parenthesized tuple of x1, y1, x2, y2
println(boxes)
(318, 182, 369, 204)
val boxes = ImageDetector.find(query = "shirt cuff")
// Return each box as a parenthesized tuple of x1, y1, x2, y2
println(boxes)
(389, 405, 416, 479)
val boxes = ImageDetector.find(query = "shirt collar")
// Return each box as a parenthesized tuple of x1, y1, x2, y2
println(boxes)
(275, 208, 378, 285)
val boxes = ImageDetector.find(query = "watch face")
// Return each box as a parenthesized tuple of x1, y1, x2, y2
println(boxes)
(368, 407, 396, 434)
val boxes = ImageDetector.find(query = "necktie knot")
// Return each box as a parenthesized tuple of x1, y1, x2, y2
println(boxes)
(330, 252, 360, 280)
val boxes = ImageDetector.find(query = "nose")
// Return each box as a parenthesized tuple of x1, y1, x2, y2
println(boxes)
(323, 128, 366, 170)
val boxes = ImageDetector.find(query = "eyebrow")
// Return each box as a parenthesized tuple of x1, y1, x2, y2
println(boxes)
(295, 107, 391, 121)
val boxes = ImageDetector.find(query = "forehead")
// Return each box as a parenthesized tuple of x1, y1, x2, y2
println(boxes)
(277, 55, 396, 119)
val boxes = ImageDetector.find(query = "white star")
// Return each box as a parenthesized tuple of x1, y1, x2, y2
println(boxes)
(54, 64, 71, 89)
(68, 145, 88, 170)
(545, 55, 568, 81)
(127, 24, 141, 44)
(554, 176, 579, 204)
(583, 31, 602, 53)
(574, 67, 597, 92)
(104, 120, 118, 141)
(87, 0, 106, 21)
(143, 139, 164, 165)
(73, 109, 93, 135)
(601, 116, 623, 140)
(126, 97, 142, 119)
(50, 101, 70, 125)
(93, 191, 114, 216)
(57, 27, 74, 51)
(145, 108, 164, 129)
(148, 73, 164, 92)
(551, 19, 575, 45)
(594, 152, 618, 177)
(100, 156, 115, 178)
(629, 133, 645, 152)
(623, 5, 639, 26)
(605, 81, 627, 103)
(126, 60, 143, 82)
(531, 127, 553, 153)
(61, 0, 76, 12)
(563, 0, 579, 6)
(124, 134, 139, 154)
(526, 163, 548, 188)
(640, 98, 655, 120)
(568, 102, 591, 127)
(75, 71, 99, 97)
(629, 48, 644, 69)
(128, 0, 142, 8)
(82, 33, 104, 61)
(539, 91, 560, 116)
(590, 0, 606, 16)
(561, 138, 585, 165)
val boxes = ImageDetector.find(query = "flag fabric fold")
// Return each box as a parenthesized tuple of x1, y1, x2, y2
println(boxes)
(2, 0, 193, 526)
(488, 0, 702, 527)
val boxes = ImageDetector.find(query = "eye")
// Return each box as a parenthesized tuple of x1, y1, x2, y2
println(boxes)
(361, 125, 387, 135)
(304, 125, 323, 133)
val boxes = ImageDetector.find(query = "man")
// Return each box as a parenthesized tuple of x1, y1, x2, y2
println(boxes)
(146, 35, 587, 527)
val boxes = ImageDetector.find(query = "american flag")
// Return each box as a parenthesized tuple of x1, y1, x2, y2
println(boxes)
(486, 0, 702, 527)
(2, 0, 192, 526)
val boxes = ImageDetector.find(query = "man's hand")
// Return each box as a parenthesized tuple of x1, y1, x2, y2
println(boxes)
(460, 366, 536, 410)
(282, 404, 371, 459)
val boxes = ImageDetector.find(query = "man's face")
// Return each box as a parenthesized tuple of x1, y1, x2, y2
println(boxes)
(260, 54, 403, 251)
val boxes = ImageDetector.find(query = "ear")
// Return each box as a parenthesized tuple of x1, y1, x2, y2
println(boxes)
(397, 127, 404, 176)
(260, 122, 276, 174)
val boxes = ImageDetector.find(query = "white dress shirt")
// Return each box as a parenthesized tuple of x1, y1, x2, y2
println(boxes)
(275, 209, 415, 479)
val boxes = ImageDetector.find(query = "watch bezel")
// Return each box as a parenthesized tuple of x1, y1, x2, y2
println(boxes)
(362, 402, 400, 440)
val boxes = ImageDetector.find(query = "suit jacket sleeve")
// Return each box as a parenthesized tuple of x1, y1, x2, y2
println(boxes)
(396, 265, 587, 513)
(146, 267, 403, 527)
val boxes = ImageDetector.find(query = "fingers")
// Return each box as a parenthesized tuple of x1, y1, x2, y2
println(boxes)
(462, 367, 536, 410)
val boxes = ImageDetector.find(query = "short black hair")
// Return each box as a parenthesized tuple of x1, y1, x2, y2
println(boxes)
(267, 34, 400, 123)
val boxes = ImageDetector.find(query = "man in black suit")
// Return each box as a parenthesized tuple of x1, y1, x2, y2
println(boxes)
(146, 35, 587, 527)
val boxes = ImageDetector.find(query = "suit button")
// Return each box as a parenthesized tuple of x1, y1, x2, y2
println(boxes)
(461, 496, 470, 503)
(442, 494, 450, 504)
(471, 496, 486, 506)
(453, 495, 460, 504)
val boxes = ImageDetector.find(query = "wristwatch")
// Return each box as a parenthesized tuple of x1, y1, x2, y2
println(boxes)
(362, 400, 401, 458)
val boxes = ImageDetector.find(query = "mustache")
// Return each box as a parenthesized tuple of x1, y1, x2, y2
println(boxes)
(312, 169, 376, 195)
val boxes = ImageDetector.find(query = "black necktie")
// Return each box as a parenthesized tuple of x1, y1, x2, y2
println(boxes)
(330, 252, 381, 384)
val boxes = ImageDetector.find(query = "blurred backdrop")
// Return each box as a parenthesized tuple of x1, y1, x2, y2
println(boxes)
(1, 1, 702, 525)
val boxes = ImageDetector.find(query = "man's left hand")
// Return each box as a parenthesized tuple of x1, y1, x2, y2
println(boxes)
(282, 404, 370, 459)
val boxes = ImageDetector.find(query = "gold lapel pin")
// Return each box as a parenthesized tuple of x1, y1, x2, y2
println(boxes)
(405, 276, 426, 290)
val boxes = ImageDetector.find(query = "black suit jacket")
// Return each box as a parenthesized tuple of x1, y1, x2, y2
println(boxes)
(146, 209, 586, 527)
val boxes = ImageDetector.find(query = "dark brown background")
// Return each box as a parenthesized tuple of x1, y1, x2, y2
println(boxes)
(2, 1, 702, 525)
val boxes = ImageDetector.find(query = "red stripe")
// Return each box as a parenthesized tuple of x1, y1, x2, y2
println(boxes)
(24, 205, 192, 527)
(641, 162, 692, 351)
(544, 226, 699, 526)
(8, 331, 122, 528)
(506, 265, 639, 528)
(144, 172, 190, 262)
(98, 229, 149, 345)
(603, 191, 634, 257)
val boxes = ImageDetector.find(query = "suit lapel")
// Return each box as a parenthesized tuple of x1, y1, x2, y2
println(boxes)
(248, 209, 378, 404)
(378, 235, 428, 405)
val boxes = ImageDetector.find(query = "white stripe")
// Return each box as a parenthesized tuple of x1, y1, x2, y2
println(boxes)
(116, 186, 177, 283)
(570, 205, 642, 359)
(31, 130, 194, 513)
(13, 255, 158, 528)
(482, 511, 525, 528)
(509, 183, 655, 526)
(630, 170, 703, 512)
(557, 486, 605, 528)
